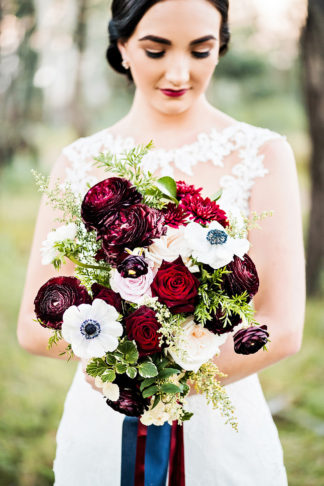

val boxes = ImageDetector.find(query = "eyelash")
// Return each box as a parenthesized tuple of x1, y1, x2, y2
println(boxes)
(145, 50, 210, 59)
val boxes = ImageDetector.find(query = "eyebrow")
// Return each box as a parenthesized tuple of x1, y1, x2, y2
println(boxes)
(138, 35, 217, 46)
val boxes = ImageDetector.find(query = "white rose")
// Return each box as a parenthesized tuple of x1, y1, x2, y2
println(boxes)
(168, 316, 228, 372)
(146, 226, 197, 272)
(41, 223, 77, 265)
(140, 401, 170, 426)
(184, 220, 249, 270)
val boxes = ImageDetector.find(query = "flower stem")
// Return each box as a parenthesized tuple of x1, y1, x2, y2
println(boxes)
(67, 255, 109, 272)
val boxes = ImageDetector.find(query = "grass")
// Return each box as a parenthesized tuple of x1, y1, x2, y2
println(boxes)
(0, 153, 323, 485)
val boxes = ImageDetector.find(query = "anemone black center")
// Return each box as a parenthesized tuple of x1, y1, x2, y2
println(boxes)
(80, 319, 101, 339)
(206, 229, 228, 245)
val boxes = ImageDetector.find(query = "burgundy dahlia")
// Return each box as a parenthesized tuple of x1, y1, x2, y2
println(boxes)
(151, 256, 200, 314)
(180, 194, 229, 227)
(91, 283, 122, 313)
(117, 255, 148, 278)
(233, 325, 269, 355)
(106, 376, 150, 416)
(125, 306, 162, 357)
(176, 180, 202, 200)
(101, 204, 166, 250)
(81, 177, 142, 233)
(204, 305, 242, 335)
(162, 203, 188, 228)
(222, 254, 259, 302)
(34, 276, 91, 330)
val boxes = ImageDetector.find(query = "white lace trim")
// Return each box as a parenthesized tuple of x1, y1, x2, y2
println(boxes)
(62, 121, 286, 216)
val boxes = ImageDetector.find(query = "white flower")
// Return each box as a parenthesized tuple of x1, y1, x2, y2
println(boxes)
(184, 220, 249, 269)
(140, 401, 170, 426)
(94, 376, 120, 401)
(168, 316, 227, 372)
(146, 226, 197, 272)
(110, 265, 154, 304)
(41, 223, 77, 265)
(61, 299, 123, 359)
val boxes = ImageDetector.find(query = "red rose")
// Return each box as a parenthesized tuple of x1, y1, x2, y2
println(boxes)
(180, 194, 229, 227)
(151, 256, 200, 314)
(222, 254, 259, 302)
(101, 204, 166, 250)
(91, 283, 122, 313)
(34, 277, 91, 330)
(125, 306, 162, 357)
(81, 177, 142, 233)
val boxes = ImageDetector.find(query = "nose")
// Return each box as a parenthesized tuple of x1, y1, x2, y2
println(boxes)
(164, 55, 190, 87)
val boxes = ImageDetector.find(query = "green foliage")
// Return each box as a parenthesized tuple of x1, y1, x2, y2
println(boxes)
(138, 360, 158, 378)
(47, 330, 62, 350)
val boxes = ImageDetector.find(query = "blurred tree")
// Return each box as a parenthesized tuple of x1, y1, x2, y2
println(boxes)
(301, 0, 324, 296)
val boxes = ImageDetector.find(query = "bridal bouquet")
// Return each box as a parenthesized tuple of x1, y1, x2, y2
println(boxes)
(33, 142, 270, 429)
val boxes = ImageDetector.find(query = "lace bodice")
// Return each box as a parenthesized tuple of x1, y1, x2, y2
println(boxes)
(62, 121, 286, 216)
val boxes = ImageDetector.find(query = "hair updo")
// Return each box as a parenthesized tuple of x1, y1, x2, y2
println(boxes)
(106, 0, 230, 82)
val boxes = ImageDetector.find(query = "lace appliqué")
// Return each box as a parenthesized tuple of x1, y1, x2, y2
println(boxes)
(62, 121, 286, 216)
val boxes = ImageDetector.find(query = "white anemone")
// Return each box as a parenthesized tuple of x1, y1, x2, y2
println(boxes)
(184, 220, 249, 269)
(61, 299, 123, 359)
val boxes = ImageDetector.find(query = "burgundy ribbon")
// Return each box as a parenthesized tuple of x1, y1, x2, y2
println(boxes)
(168, 421, 185, 486)
(134, 421, 147, 486)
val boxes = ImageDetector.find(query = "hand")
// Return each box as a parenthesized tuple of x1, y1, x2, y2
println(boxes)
(81, 358, 103, 394)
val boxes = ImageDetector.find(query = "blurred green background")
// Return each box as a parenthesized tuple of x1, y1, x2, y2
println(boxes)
(1, 0, 323, 485)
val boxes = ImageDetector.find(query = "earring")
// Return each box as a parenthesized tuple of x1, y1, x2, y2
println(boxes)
(122, 59, 130, 69)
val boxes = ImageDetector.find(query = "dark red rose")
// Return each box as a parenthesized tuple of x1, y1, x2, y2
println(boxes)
(106, 375, 150, 416)
(233, 325, 269, 355)
(125, 306, 162, 357)
(91, 283, 122, 313)
(204, 305, 242, 335)
(34, 277, 91, 330)
(151, 256, 200, 314)
(176, 180, 202, 200)
(117, 255, 148, 278)
(81, 177, 142, 232)
(162, 202, 188, 228)
(101, 204, 166, 250)
(222, 254, 259, 302)
(180, 194, 229, 227)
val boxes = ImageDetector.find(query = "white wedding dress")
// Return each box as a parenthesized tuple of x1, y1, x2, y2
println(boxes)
(53, 121, 288, 486)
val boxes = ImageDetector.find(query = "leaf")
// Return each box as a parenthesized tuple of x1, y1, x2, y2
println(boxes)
(156, 357, 170, 371)
(86, 360, 107, 377)
(138, 361, 158, 378)
(140, 377, 157, 392)
(158, 368, 181, 379)
(210, 189, 223, 201)
(126, 366, 137, 379)
(151, 394, 161, 410)
(105, 354, 117, 365)
(101, 369, 116, 383)
(155, 176, 178, 202)
(142, 385, 159, 398)
(182, 411, 194, 421)
(160, 383, 181, 394)
(119, 340, 139, 364)
(115, 363, 127, 374)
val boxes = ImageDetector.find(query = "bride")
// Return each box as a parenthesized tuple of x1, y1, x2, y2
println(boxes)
(17, 0, 305, 484)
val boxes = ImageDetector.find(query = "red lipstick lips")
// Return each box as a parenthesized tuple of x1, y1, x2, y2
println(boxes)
(160, 89, 188, 98)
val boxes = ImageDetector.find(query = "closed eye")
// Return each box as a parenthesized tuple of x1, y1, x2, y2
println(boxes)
(145, 50, 211, 59)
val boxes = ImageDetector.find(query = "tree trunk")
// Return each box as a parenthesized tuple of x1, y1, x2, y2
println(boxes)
(300, 0, 324, 296)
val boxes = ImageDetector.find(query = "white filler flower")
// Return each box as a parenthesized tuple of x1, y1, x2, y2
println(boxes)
(168, 316, 228, 372)
(184, 220, 249, 269)
(95, 376, 120, 401)
(62, 299, 123, 359)
(41, 223, 77, 265)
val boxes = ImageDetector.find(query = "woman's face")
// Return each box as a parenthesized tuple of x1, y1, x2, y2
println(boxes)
(118, 0, 222, 115)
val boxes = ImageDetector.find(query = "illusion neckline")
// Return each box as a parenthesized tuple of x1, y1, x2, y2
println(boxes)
(103, 120, 245, 153)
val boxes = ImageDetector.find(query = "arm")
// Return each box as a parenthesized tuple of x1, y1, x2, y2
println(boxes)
(213, 137, 306, 386)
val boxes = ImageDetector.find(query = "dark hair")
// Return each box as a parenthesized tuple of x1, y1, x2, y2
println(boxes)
(106, 0, 230, 82)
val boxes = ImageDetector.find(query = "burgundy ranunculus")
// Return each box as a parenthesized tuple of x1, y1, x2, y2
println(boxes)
(106, 375, 150, 417)
(91, 283, 122, 313)
(233, 325, 269, 355)
(81, 177, 142, 232)
(151, 256, 200, 314)
(222, 254, 259, 302)
(101, 204, 166, 250)
(162, 202, 188, 228)
(204, 305, 242, 335)
(176, 180, 202, 200)
(96, 245, 127, 267)
(125, 306, 162, 357)
(117, 255, 148, 278)
(34, 276, 91, 330)
(180, 194, 229, 227)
